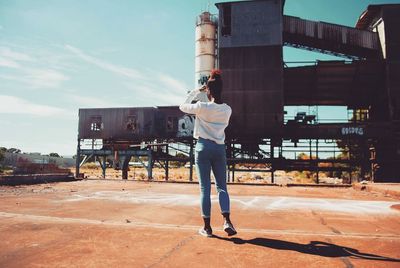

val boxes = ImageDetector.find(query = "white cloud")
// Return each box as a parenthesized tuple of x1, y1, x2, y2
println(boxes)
(65, 44, 189, 105)
(0, 95, 66, 116)
(0, 46, 34, 62)
(0, 74, 26, 83)
(0, 46, 32, 68)
(0, 46, 69, 89)
(157, 73, 187, 93)
(125, 83, 182, 106)
(65, 45, 141, 79)
(25, 68, 69, 88)
(67, 94, 123, 108)
(0, 57, 19, 68)
(0, 68, 68, 89)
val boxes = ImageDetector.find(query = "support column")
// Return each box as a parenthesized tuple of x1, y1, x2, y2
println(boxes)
(147, 149, 153, 180)
(232, 164, 235, 183)
(189, 139, 194, 181)
(271, 139, 275, 184)
(98, 156, 107, 179)
(227, 164, 231, 182)
(230, 142, 235, 183)
(122, 156, 131, 180)
(316, 139, 319, 184)
(348, 138, 352, 183)
(165, 144, 169, 181)
(226, 142, 231, 182)
(75, 138, 81, 178)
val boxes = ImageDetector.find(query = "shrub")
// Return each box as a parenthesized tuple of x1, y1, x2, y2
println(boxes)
(83, 163, 99, 169)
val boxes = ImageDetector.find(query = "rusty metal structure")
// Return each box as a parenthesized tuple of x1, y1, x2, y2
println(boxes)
(76, 107, 195, 180)
(76, 1, 400, 182)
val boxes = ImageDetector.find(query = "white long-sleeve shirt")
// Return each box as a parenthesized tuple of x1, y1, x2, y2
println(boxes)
(179, 88, 232, 144)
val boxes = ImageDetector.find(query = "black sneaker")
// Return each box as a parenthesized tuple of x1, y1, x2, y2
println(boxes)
(198, 227, 213, 237)
(223, 222, 237, 236)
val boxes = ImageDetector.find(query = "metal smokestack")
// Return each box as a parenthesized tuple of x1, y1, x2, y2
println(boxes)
(195, 11, 217, 88)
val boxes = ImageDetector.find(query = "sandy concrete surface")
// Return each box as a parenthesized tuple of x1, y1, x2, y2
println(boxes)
(353, 183, 400, 199)
(1, 179, 400, 267)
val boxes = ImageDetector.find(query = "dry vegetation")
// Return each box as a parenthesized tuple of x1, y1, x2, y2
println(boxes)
(75, 164, 344, 184)
(77, 164, 199, 182)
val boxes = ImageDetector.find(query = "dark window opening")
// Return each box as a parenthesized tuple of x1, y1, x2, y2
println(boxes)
(90, 116, 102, 132)
(166, 116, 176, 132)
(126, 115, 138, 133)
(222, 4, 232, 36)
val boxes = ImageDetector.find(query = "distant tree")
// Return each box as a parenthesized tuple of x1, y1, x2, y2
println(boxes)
(0, 147, 7, 153)
(49, 153, 61, 158)
(0, 153, 3, 174)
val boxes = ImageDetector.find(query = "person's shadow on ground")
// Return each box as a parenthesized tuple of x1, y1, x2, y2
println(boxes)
(212, 236, 400, 262)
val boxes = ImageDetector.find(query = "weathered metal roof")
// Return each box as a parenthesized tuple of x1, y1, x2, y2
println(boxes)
(215, 0, 286, 10)
(355, 4, 400, 30)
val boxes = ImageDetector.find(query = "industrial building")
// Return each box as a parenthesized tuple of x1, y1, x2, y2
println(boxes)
(76, 1, 400, 182)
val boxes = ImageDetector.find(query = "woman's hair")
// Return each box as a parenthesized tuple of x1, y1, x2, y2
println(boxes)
(207, 69, 222, 99)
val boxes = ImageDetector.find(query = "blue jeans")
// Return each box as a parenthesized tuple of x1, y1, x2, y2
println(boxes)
(195, 137, 230, 218)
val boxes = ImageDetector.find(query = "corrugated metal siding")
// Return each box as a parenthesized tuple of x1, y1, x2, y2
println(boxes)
(283, 15, 379, 49)
(283, 15, 380, 58)
(216, 0, 284, 138)
(78, 107, 185, 141)
(217, 0, 283, 48)
(284, 61, 385, 107)
(156, 106, 186, 137)
(383, 6, 400, 60)
(220, 46, 284, 137)
(382, 6, 400, 121)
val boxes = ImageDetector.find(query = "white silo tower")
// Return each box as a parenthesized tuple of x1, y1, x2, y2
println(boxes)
(195, 11, 217, 88)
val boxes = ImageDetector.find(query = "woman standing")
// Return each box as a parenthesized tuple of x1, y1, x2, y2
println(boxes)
(179, 70, 237, 237)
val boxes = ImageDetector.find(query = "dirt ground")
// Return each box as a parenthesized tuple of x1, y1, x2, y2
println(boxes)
(1, 179, 400, 267)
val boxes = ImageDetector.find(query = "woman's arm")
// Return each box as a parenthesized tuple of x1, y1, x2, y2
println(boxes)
(179, 101, 202, 114)
(183, 87, 208, 104)
(179, 87, 206, 114)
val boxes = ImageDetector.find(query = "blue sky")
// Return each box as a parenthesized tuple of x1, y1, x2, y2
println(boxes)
(0, 0, 397, 156)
